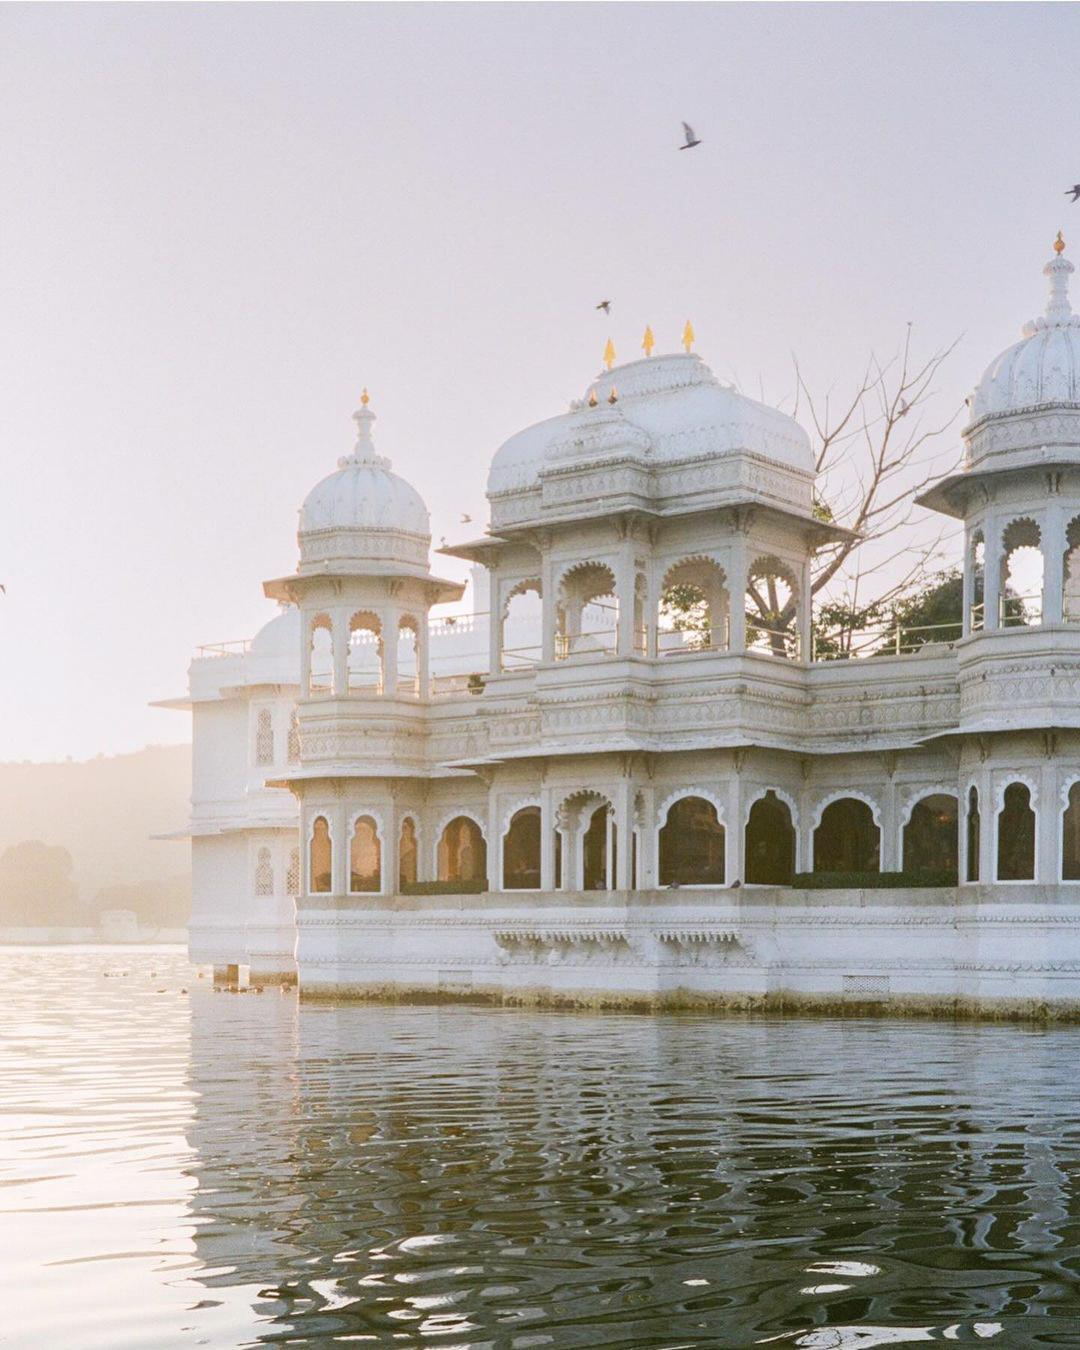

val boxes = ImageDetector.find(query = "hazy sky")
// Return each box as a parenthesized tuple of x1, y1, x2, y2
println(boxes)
(2, 3, 1078, 762)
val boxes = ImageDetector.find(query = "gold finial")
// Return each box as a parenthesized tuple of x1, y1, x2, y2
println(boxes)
(642, 325, 655, 358)
(1055, 231, 1066, 255)
(608, 386, 618, 404)
(360, 387, 370, 406)
(587, 387, 599, 408)
(603, 337, 616, 371)
(682, 320, 695, 353)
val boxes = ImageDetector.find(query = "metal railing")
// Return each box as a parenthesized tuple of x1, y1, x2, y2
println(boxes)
(555, 627, 618, 659)
(747, 622, 800, 661)
(1001, 592, 1042, 627)
(501, 644, 543, 671)
(657, 619, 729, 656)
(813, 618, 962, 661)
(197, 638, 252, 658)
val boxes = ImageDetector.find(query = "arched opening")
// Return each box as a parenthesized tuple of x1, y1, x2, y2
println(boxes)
(502, 806, 541, 889)
(969, 531, 985, 631)
(1063, 783, 1080, 880)
(658, 557, 729, 655)
(556, 562, 618, 658)
(659, 796, 726, 886)
(746, 557, 799, 658)
(1000, 518, 1043, 626)
(813, 798, 880, 873)
(287, 708, 301, 763)
(582, 803, 614, 891)
(254, 846, 274, 897)
(997, 783, 1036, 880)
(501, 579, 543, 671)
(287, 846, 301, 897)
(745, 790, 796, 884)
(397, 615, 420, 696)
(1064, 518, 1080, 623)
(902, 794, 958, 874)
(399, 816, 418, 889)
(437, 816, 487, 884)
(966, 787, 980, 883)
(309, 616, 334, 695)
(309, 816, 332, 894)
(349, 815, 381, 893)
(254, 709, 274, 766)
(348, 611, 383, 693)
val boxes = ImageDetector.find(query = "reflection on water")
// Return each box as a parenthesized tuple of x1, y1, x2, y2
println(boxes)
(1, 950, 1079, 1348)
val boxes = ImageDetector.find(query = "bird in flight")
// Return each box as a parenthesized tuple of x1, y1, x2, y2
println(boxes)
(1067, 185, 1080, 202)
(596, 300, 611, 314)
(460, 513, 472, 524)
(680, 122, 701, 150)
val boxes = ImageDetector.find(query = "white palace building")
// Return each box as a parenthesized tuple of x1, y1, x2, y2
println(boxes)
(163, 238, 1080, 1016)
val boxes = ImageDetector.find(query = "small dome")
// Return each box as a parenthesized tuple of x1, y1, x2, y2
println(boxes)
(297, 399, 431, 570)
(249, 603, 300, 659)
(971, 239, 1080, 420)
(487, 351, 812, 496)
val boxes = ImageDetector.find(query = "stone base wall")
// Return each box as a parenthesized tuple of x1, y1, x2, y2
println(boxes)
(295, 887, 1080, 1021)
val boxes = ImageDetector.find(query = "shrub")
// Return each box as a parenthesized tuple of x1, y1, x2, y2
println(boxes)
(792, 870, 957, 890)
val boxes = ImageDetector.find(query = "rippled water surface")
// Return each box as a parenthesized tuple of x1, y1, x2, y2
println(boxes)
(2, 949, 1080, 1348)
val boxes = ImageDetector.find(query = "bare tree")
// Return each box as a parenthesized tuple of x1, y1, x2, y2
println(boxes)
(756, 327, 965, 653)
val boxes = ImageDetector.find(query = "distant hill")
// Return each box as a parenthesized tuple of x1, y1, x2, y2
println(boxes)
(0, 745, 192, 922)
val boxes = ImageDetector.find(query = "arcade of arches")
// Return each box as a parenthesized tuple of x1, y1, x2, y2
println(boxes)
(304, 779, 1080, 894)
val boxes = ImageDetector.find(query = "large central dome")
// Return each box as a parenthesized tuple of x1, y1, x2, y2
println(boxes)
(970, 237, 1080, 421)
(487, 350, 813, 497)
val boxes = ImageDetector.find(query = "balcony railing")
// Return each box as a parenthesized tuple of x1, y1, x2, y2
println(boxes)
(747, 622, 800, 661)
(813, 618, 962, 661)
(658, 619, 729, 656)
(197, 638, 251, 658)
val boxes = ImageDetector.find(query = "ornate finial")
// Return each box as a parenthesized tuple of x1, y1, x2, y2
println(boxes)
(682, 320, 695, 353)
(1043, 235, 1075, 324)
(350, 392, 388, 466)
(603, 337, 616, 371)
(360, 387, 370, 405)
(1055, 231, 1066, 256)
(587, 387, 599, 408)
(642, 325, 655, 358)
(608, 386, 618, 404)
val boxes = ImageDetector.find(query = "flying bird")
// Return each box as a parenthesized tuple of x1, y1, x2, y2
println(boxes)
(680, 122, 701, 150)
(460, 513, 472, 524)
(1067, 185, 1080, 202)
(596, 300, 611, 314)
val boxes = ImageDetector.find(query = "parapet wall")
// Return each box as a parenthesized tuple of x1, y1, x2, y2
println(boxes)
(295, 887, 1080, 1021)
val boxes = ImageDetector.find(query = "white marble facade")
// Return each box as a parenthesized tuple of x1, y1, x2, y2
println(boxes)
(165, 241, 1080, 1015)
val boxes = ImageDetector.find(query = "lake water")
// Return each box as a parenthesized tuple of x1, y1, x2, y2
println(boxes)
(1, 948, 1078, 1348)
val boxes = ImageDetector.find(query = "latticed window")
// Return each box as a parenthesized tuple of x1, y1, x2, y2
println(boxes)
(287, 708, 300, 762)
(254, 846, 274, 897)
(286, 847, 301, 896)
(255, 709, 274, 766)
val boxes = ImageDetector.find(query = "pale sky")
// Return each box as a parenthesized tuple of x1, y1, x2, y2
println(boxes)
(2, 3, 1078, 762)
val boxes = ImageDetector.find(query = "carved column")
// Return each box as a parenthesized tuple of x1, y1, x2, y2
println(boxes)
(540, 786, 556, 891)
(798, 558, 813, 662)
(983, 515, 1002, 631)
(542, 559, 558, 662)
(300, 612, 312, 696)
(614, 779, 634, 890)
(880, 774, 899, 871)
(726, 773, 744, 886)
(979, 767, 996, 883)
(728, 535, 748, 652)
(383, 799, 400, 896)
(1043, 506, 1066, 625)
(382, 606, 398, 696)
(333, 610, 349, 697)
(616, 543, 636, 658)
(332, 801, 349, 897)
(489, 574, 503, 674)
(488, 785, 501, 892)
(1038, 762, 1058, 883)
(418, 612, 431, 700)
(961, 525, 975, 637)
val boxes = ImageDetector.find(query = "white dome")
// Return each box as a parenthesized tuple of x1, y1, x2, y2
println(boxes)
(487, 352, 812, 496)
(297, 402, 431, 570)
(971, 242, 1080, 421)
(249, 604, 300, 659)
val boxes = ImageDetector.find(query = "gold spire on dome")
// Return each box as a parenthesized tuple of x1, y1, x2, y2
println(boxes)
(642, 325, 655, 358)
(360, 388, 370, 406)
(603, 337, 616, 371)
(1055, 231, 1066, 255)
(588, 387, 599, 408)
(608, 386, 618, 404)
(682, 320, 695, 353)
